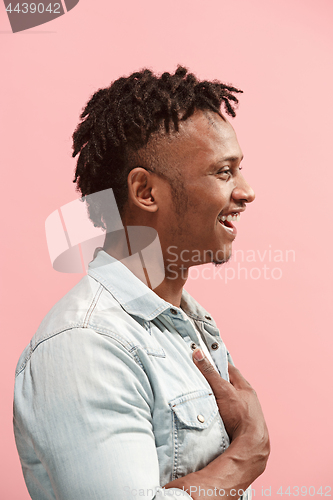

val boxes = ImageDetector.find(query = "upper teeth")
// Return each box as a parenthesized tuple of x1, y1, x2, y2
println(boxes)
(219, 213, 240, 222)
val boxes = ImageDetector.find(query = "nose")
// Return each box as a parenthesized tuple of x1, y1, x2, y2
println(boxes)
(232, 173, 255, 204)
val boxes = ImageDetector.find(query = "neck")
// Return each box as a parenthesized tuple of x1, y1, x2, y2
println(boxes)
(151, 268, 188, 308)
(103, 227, 188, 308)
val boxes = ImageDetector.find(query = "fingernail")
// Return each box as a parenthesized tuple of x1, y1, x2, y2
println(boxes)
(193, 348, 205, 361)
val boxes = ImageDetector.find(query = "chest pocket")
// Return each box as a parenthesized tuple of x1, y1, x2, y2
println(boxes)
(169, 389, 228, 480)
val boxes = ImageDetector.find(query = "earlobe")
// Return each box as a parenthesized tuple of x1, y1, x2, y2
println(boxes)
(127, 168, 159, 213)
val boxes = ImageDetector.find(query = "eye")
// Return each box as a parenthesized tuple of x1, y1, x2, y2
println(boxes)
(217, 167, 232, 179)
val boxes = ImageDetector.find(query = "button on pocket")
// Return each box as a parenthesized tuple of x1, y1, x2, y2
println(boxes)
(169, 390, 217, 429)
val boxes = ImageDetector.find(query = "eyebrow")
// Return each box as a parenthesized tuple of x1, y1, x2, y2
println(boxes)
(215, 155, 244, 163)
(208, 155, 244, 171)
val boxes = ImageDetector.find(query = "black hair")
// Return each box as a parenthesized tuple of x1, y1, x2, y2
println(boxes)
(72, 66, 242, 229)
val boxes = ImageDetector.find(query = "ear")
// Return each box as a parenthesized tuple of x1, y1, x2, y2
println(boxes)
(127, 167, 159, 213)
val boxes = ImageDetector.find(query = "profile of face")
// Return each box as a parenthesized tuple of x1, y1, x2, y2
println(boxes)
(125, 109, 255, 274)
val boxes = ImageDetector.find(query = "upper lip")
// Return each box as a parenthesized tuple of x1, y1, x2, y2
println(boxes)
(218, 207, 246, 217)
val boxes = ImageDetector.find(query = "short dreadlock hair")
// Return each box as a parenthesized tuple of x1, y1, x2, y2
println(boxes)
(72, 66, 242, 230)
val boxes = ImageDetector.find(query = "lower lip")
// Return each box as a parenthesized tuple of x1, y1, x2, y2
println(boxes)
(218, 219, 237, 237)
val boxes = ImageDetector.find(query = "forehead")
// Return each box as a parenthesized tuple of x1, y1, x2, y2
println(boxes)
(166, 110, 243, 171)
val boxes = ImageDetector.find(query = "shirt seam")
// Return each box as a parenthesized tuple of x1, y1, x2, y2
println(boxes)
(83, 283, 104, 327)
(15, 325, 164, 377)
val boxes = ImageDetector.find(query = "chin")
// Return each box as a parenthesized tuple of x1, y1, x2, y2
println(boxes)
(212, 257, 228, 267)
(211, 245, 232, 266)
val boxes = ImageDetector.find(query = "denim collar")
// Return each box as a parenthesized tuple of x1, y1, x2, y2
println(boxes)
(88, 249, 216, 326)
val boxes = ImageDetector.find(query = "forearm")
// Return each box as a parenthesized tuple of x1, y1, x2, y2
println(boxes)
(164, 432, 269, 499)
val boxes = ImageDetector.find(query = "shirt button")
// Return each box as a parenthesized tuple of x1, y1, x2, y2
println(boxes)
(190, 342, 197, 350)
(170, 308, 177, 315)
(211, 342, 219, 350)
(205, 315, 212, 320)
(197, 414, 205, 423)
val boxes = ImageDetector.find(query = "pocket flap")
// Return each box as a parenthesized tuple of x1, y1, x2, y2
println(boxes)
(169, 390, 218, 429)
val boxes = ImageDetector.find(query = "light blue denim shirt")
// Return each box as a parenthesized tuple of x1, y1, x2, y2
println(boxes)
(14, 250, 251, 500)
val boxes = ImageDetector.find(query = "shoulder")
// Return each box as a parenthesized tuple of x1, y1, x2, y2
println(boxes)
(15, 274, 161, 376)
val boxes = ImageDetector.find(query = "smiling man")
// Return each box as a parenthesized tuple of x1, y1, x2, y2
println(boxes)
(14, 67, 269, 500)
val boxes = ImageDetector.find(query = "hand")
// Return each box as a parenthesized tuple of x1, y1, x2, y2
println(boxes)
(163, 350, 270, 498)
(192, 348, 269, 456)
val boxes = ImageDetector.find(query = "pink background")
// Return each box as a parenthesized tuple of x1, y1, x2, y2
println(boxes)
(1, 0, 332, 498)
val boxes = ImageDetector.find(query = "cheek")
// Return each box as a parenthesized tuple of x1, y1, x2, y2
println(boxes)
(182, 182, 231, 226)
(208, 181, 230, 207)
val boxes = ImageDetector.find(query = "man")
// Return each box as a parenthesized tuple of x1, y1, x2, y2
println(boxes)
(14, 67, 270, 500)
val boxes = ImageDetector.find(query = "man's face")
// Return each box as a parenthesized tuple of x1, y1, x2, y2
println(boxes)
(154, 109, 255, 268)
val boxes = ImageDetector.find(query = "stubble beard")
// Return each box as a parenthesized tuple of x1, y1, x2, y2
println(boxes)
(212, 248, 232, 267)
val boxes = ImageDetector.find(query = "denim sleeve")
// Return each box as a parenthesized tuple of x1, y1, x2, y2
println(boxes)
(14, 328, 192, 500)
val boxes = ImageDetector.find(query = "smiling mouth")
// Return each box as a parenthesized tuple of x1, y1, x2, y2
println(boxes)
(217, 212, 240, 235)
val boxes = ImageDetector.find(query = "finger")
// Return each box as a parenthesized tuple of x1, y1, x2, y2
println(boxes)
(228, 363, 253, 390)
(192, 349, 234, 399)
